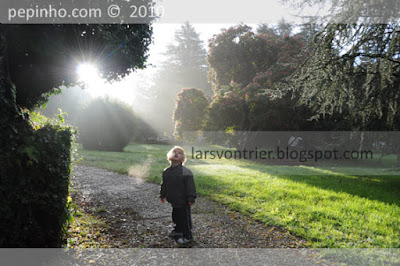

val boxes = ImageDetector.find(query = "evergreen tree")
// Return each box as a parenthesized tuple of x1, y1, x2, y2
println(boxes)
(149, 22, 211, 135)
(166, 22, 210, 91)
(285, 1, 400, 130)
(295, 23, 400, 130)
(288, 0, 400, 167)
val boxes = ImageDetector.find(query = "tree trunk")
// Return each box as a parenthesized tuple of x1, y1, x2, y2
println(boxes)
(235, 100, 251, 150)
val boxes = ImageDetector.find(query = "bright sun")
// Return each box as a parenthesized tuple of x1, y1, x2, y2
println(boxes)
(74, 62, 137, 104)
(76, 63, 99, 84)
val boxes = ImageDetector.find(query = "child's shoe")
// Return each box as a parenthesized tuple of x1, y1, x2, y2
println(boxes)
(176, 237, 193, 244)
(168, 230, 183, 238)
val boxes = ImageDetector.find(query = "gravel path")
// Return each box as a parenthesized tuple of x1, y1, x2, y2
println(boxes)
(69, 164, 320, 265)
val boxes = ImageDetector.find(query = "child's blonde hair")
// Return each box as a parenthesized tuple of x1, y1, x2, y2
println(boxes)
(167, 146, 186, 165)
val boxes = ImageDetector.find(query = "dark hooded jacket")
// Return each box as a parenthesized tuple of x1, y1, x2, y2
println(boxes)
(160, 164, 197, 208)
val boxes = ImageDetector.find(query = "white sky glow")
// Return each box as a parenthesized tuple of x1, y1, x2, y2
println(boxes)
(76, 23, 235, 104)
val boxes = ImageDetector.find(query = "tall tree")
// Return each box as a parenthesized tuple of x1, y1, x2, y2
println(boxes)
(288, 0, 400, 167)
(206, 24, 308, 136)
(285, 0, 400, 130)
(166, 22, 210, 92)
(149, 22, 211, 134)
(295, 23, 400, 130)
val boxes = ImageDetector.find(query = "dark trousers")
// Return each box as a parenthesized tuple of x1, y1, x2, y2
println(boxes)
(172, 205, 192, 239)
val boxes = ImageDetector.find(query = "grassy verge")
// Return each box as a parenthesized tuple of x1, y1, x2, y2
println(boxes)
(66, 196, 112, 248)
(77, 143, 400, 248)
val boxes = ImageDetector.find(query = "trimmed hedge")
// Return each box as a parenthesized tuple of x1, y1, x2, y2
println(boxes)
(1, 28, 75, 247)
(0, 114, 74, 247)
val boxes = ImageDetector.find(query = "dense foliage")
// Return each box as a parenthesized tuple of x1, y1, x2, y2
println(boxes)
(173, 88, 209, 141)
(285, 0, 400, 166)
(6, 24, 152, 110)
(0, 108, 75, 247)
(296, 23, 400, 130)
(205, 24, 309, 134)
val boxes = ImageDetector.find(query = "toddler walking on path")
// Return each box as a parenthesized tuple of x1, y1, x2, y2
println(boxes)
(160, 146, 197, 245)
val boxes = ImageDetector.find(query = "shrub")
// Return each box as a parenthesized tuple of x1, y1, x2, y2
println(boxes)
(173, 88, 209, 142)
(78, 97, 138, 151)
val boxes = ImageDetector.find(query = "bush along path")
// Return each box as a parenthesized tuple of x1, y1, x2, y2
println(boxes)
(68, 164, 310, 250)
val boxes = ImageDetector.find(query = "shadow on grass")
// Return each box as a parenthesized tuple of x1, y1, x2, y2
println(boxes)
(234, 164, 400, 206)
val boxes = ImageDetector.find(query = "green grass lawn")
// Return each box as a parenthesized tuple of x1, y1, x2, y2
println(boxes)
(77, 143, 400, 248)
